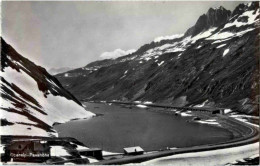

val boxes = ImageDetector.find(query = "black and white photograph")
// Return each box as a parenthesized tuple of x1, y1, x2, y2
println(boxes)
(0, 1, 259, 165)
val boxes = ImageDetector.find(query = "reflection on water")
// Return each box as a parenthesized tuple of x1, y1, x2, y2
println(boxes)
(55, 103, 233, 153)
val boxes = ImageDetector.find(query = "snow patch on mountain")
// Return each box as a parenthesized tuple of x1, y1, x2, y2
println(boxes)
(217, 44, 226, 48)
(207, 31, 234, 41)
(1, 66, 94, 126)
(223, 49, 230, 57)
(224, 9, 259, 29)
(157, 61, 165, 66)
(207, 27, 255, 42)
(100, 48, 136, 59)
(139, 36, 191, 61)
(213, 6, 225, 10)
(138, 28, 218, 62)
(207, 8, 259, 42)
(136, 104, 147, 108)
(191, 27, 217, 43)
(196, 45, 202, 49)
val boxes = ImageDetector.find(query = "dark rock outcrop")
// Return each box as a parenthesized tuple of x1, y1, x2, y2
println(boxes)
(185, 6, 231, 37)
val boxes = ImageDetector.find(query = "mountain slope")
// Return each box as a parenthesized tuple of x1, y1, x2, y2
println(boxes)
(56, 2, 259, 115)
(0, 38, 95, 137)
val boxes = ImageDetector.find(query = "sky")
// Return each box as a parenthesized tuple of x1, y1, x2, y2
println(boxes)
(1, 1, 245, 70)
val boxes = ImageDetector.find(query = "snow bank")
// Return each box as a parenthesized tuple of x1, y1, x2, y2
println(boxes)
(143, 101, 153, 104)
(136, 104, 148, 108)
(224, 109, 232, 114)
(51, 146, 71, 157)
(0, 110, 37, 125)
(141, 142, 259, 166)
(0, 65, 94, 136)
(196, 120, 221, 127)
(86, 157, 98, 163)
(194, 100, 208, 107)
(0, 145, 4, 154)
(230, 115, 259, 127)
(180, 112, 192, 117)
(230, 114, 259, 119)
(0, 124, 52, 137)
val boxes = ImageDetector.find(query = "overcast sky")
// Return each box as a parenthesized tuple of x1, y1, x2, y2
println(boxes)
(2, 1, 245, 69)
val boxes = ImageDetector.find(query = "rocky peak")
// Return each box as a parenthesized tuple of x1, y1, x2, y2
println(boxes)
(185, 6, 231, 37)
(231, 2, 259, 18)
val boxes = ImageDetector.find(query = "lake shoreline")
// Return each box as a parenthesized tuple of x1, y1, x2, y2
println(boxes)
(55, 102, 235, 153)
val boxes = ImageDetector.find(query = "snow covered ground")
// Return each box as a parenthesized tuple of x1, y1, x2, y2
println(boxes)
(50, 146, 71, 157)
(141, 142, 259, 166)
(0, 56, 94, 137)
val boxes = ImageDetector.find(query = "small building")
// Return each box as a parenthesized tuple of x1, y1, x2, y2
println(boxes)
(207, 108, 225, 115)
(4, 139, 50, 162)
(78, 148, 103, 160)
(123, 146, 144, 155)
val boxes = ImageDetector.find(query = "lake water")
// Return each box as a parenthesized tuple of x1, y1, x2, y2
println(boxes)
(54, 103, 233, 153)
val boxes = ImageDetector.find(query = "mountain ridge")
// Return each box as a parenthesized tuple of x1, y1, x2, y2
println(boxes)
(56, 2, 259, 115)
(185, 6, 231, 37)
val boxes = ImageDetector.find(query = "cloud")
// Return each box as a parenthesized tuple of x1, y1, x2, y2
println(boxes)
(154, 34, 184, 43)
(100, 48, 136, 59)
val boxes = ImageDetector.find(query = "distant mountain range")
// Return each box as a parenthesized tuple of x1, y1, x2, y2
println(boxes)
(56, 2, 259, 115)
(48, 67, 75, 75)
(0, 38, 94, 137)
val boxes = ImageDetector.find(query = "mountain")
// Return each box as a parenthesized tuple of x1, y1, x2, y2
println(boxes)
(48, 67, 75, 75)
(0, 38, 95, 137)
(185, 6, 231, 37)
(56, 2, 259, 115)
